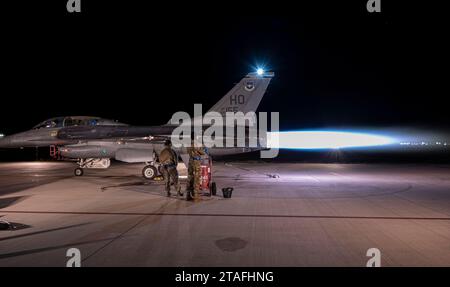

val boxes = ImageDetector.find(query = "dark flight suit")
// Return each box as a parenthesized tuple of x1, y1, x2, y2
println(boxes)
(186, 145, 207, 200)
(159, 147, 181, 196)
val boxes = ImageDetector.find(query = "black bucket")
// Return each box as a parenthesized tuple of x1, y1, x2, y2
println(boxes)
(222, 187, 233, 198)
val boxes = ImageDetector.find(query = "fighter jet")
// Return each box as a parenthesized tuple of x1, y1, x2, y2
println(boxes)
(0, 71, 274, 179)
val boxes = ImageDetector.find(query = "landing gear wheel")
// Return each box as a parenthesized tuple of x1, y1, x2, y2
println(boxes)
(142, 165, 157, 180)
(210, 182, 217, 196)
(74, 168, 84, 177)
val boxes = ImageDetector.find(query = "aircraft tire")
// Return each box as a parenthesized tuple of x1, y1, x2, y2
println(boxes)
(74, 168, 84, 177)
(142, 165, 157, 180)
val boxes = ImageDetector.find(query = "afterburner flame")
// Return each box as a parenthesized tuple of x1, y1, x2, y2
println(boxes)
(267, 131, 395, 150)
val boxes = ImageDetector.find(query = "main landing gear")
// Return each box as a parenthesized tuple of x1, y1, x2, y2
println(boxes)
(142, 165, 158, 180)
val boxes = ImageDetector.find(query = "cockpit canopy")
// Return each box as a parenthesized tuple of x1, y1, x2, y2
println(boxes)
(32, 116, 127, 129)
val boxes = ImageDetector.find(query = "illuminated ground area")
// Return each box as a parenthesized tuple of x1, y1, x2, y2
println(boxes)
(0, 161, 449, 266)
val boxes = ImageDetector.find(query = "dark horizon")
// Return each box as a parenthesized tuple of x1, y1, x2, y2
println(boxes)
(1, 1, 448, 140)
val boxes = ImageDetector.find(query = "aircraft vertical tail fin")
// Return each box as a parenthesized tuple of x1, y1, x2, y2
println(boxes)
(167, 71, 274, 125)
(207, 71, 274, 116)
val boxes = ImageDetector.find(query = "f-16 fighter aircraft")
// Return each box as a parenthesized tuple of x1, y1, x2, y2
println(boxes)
(0, 70, 274, 179)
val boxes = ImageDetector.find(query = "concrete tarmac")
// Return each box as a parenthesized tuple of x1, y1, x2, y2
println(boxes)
(0, 161, 449, 266)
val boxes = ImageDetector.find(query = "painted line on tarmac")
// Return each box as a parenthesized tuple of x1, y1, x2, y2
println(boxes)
(1, 210, 450, 221)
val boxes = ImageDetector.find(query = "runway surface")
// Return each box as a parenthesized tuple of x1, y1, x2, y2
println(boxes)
(0, 161, 450, 266)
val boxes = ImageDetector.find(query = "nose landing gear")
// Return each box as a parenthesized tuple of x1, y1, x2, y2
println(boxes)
(73, 158, 111, 177)
(74, 167, 84, 176)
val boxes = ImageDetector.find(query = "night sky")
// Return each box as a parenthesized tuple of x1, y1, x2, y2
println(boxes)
(1, 1, 448, 135)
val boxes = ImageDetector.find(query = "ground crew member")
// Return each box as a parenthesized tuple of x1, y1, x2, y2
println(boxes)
(186, 136, 207, 201)
(159, 139, 182, 197)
